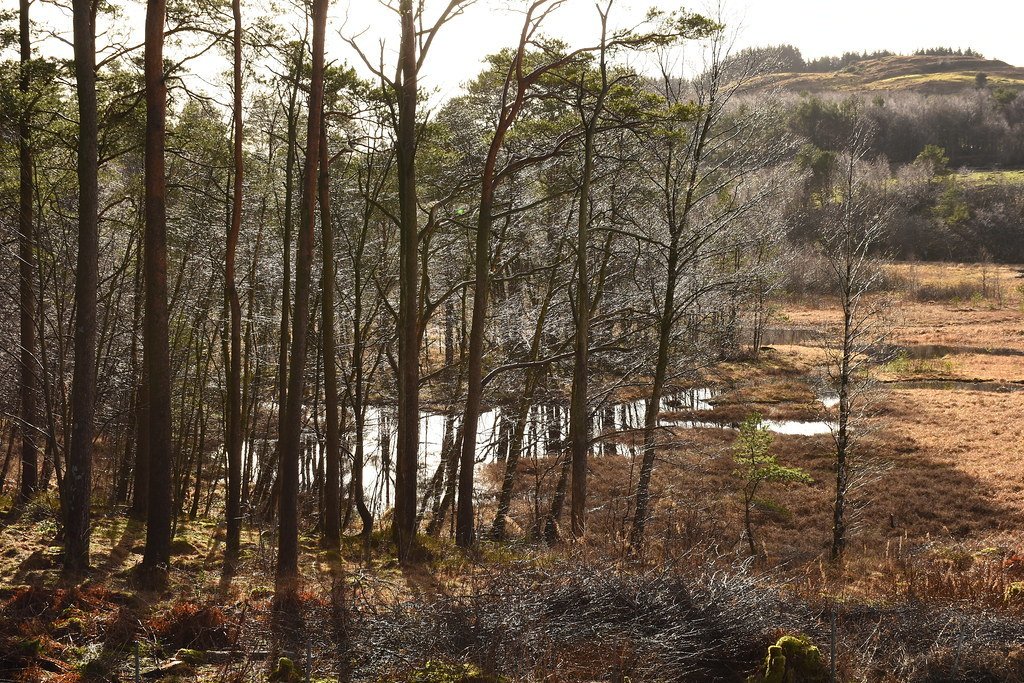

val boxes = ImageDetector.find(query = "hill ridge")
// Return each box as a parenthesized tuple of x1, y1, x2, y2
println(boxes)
(748, 54, 1024, 94)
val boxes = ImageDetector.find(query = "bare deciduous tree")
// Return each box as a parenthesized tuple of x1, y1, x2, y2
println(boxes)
(820, 133, 894, 561)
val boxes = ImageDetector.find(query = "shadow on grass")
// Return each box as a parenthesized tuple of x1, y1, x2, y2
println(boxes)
(94, 517, 146, 580)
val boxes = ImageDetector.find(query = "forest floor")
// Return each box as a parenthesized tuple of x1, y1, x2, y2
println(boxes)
(1, 261, 1023, 682)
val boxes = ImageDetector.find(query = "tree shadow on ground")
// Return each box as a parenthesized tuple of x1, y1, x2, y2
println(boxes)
(93, 518, 146, 580)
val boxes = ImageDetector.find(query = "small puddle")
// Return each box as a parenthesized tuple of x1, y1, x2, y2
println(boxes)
(764, 419, 832, 436)
(818, 393, 840, 409)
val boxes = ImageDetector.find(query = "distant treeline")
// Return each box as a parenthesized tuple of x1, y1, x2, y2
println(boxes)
(735, 44, 1023, 262)
(777, 90, 1024, 262)
(783, 89, 1024, 168)
(738, 44, 985, 74)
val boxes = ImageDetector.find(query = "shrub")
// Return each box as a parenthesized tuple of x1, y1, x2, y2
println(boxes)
(1005, 582, 1024, 604)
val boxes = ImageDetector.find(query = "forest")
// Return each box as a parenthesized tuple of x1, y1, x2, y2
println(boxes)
(1, 0, 1024, 681)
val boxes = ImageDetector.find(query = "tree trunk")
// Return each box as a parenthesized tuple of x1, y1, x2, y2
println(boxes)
(427, 422, 463, 537)
(17, 0, 39, 506)
(277, 0, 327, 584)
(568, 122, 595, 540)
(629, 239, 679, 552)
(130, 371, 150, 520)
(831, 304, 853, 560)
(240, 211, 264, 512)
(491, 266, 556, 540)
(265, 39, 304, 521)
(319, 121, 342, 548)
(142, 0, 174, 573)
(545, 445, 572, 545)
(223, 0, 244, 573)
(628, 82, 717, 553)
(744, 493, 756, 556)
(65, 0, 99, 574)
(455, 56, 535, 545)
(455, 189, 494, 547)
(115, 258, 143, 509)
(1, 423, 16, 495)
(350, 239, 372, 540)
(393, 0, 421, 563)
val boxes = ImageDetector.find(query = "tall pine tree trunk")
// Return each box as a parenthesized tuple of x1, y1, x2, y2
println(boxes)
(568, 122, 594, 540)
(455, 188, 494, 547)
(17, 0, 39, 506)
(393, 0, 420, 563)
(223, 0, 244, 574)
(142, 0, 173, 573)
(265, 40, 304, 521)
(65, 0, 99, 574)
(319, 121, 341, 548)
(277, 0, 327, 584)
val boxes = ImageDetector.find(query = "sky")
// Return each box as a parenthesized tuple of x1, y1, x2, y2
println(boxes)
(325, 0, 1024, 99)
(18, 0, 1024, 101)
(732, 0, 1024, 67)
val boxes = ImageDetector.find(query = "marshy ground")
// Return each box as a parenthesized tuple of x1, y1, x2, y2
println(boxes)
(2, 261, 1023, 682)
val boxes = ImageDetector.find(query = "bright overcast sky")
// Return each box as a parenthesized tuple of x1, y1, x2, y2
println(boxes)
(731, 0, 1024, 67)
(321, 0, 1024, 101)
(21, 0, 1024, 101)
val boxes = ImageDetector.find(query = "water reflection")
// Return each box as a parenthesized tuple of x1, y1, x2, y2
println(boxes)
(247, 386, 839, 517)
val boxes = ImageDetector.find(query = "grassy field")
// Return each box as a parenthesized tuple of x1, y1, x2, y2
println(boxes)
(959, 169, 1024, 186)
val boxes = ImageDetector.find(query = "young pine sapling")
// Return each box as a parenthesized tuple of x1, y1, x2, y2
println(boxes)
(733, 414, 812, 556)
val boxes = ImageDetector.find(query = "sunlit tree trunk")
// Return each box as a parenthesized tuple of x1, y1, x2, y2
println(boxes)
(263, 39, 305, 520)
(568, 124, 593, 540)
(567, 13, 612, 539)
(223, 0, 244, 574)
(17, 0, 39, 506)
(319, 121, 342, 548)
(393, 0, 420, 562)
(277, 0, 327, 584)
(65, 0, 99, 574)
(142, 0, 173, 574)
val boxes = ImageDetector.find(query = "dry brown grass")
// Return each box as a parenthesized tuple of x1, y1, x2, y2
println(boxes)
(481, 263, 1024, 587)
(2, 260, 1022, 681)
(478, 269, 1024, 609)
(782, 262, 1024, 386)
(874, 387, 1024, 534)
